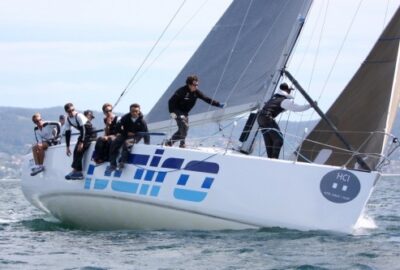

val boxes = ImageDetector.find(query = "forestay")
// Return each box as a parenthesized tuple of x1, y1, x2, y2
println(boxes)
(298, 6, 400, 170)
(146, 0, 313, 130)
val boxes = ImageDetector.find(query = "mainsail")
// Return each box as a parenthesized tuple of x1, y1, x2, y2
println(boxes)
(146, 0, 313, 130)
(298, 6, 400, 170)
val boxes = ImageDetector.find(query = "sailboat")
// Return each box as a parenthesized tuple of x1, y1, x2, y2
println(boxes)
(21, 0, 400, 233)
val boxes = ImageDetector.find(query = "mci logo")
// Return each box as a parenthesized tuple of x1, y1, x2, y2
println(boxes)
(84, 148, 219, 203)
(320, 170, 361, 203)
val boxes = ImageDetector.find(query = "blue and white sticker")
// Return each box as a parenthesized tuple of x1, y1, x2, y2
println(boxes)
(320, 170, 361, 203)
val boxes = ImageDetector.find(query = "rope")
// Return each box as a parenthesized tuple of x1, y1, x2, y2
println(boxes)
(283, 0, 330, 157)
(383, 0, 390, 29)
(113, 0, 187, 109)
(292, 0, 328, 77)
(127, 0, 210, 89)
(307, 0, 364, 121)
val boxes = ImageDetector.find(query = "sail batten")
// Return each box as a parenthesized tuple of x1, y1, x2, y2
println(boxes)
(146, 0, 313, 129)
(298, 7, 400, 170)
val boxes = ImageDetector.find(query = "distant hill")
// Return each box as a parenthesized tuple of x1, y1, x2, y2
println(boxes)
(1, 105, 400, 155)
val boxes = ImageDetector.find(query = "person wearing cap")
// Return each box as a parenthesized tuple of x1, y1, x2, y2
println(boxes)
(83, 110, 95, 121)
(257, 82, 314, 159)
(84, 110, 97, 141)
(166, 75, 225, 148)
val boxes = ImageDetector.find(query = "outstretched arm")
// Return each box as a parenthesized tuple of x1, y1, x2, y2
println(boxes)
(197, 90, 221, 107)
(281, 99, 311, 112)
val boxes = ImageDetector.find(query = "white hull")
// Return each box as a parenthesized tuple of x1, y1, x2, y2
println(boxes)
(21, 142, 379, 233)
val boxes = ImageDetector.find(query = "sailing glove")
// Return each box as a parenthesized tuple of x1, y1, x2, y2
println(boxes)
(218, 103, 226, 108)
(170, 112, 177, 119)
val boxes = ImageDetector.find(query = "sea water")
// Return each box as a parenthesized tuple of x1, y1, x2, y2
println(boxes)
(0, 177, 399, 270)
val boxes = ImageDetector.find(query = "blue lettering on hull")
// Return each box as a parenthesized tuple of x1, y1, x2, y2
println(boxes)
(84, 148, 220, 203)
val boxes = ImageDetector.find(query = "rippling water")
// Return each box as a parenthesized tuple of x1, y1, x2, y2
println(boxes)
(1, 177, 399, 270)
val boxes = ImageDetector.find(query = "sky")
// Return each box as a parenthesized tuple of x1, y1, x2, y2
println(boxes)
(0, 0, 399, 115)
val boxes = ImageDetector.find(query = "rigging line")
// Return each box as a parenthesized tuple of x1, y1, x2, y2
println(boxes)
(129, 0, 210, 88)
(280, 0, 328, 157)
(304, 0, 330, 98)
(205, 0, 255, 114)
(289, 0, 330, 139)
(292, 0, 326, 76)
(305, 0, 331, 120)
(223, 0, 292, 105)
(383, 0, 390, 29)
(196, 113, 250, 144)
(113, 0, 187, 109)
(308, 0, 364, 121)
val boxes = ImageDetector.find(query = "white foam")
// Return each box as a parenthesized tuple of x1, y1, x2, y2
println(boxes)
(353, 214, 377, 235)
(0, 217, 15, 224)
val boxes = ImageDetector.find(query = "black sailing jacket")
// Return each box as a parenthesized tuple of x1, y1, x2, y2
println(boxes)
(168, 85, 221, 116)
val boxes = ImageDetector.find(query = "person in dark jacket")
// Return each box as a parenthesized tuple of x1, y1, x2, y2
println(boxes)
(93, 103, 120, 164)
(107, 103, 149, 173)
(166, 75, 224, 148)
(83, 109, 98, 141)
(257, 83, 313, 159)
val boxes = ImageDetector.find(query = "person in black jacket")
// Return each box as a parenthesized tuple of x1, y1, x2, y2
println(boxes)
(83, 109, 98, 141)
(93, 103, 120, 164)
(166, 75, 224, 148)
(107, 103, 150, 173)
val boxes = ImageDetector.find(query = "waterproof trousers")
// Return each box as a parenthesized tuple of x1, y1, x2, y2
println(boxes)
(257, 114, 283, 159)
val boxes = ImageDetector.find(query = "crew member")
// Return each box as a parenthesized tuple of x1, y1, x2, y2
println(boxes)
(64, 103, 93, 180)
(166, 75, 224, 148)
(257, 83, 314, 159)
(93, 103, 120, 164)
(30, 113, 60, 176)
(107, 103, 149, 173)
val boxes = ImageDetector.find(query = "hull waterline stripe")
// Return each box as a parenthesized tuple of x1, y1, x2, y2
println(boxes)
(38, 192, 259, 228)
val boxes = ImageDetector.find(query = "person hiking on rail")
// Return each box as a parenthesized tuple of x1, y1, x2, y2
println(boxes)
(30, 113, 60, 176)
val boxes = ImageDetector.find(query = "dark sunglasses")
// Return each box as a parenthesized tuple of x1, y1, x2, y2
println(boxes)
(33, 119, 42, 124)
(66, 108, 75, 113)
(104, 109, 112, 113)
